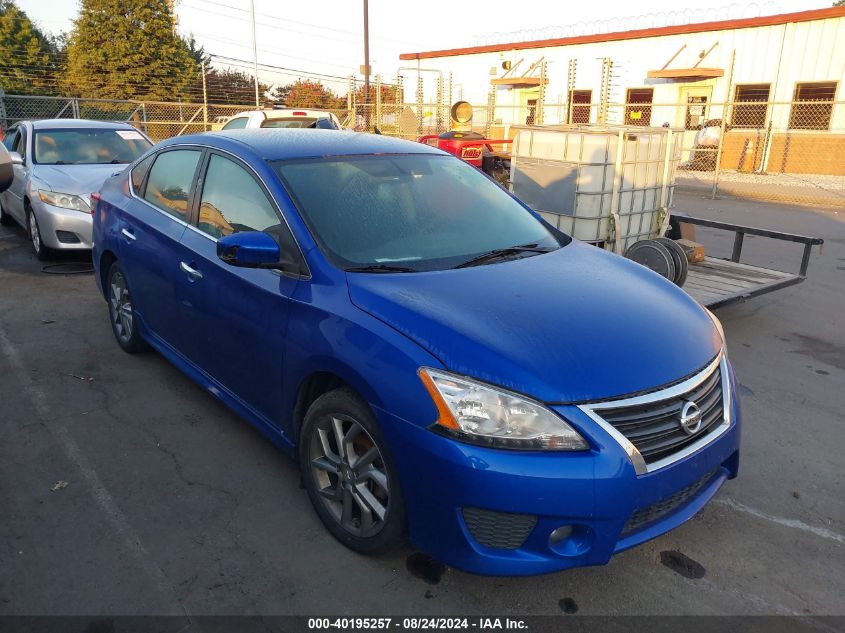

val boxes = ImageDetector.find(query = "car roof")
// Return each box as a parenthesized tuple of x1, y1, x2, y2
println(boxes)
(30, 118, 138, 131)
(170, 129, 445, 161)
(230, 109, 334, 118)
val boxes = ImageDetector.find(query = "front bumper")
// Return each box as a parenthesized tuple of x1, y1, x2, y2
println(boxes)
(32, 199, 93, 249)
(377, 362, 741, 576)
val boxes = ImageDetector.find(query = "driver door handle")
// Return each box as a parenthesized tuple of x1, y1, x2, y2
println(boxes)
(180, 261, 203, 280)
(121, 228, 136, 241)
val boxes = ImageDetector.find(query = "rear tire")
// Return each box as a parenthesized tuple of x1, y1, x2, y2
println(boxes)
(299, 388, 405, 554)
(106, 261, 146, 353)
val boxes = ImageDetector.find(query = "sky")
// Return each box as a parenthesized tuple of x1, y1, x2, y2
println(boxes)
(18, 0, 832, 91)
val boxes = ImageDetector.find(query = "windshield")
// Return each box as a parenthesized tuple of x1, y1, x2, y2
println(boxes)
(34, 129, 152, 165)
(274, 154, 565, 271)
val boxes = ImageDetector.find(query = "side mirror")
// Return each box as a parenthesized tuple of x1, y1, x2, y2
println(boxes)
(217, 231, 281, 268)
(9, 151, 23, 166)
(0, 145, 13, 192)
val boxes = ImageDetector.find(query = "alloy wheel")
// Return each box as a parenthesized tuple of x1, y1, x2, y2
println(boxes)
(29, 212, 40, 254)
(309, 414, 390, 538)
(109, 271, 134, 344)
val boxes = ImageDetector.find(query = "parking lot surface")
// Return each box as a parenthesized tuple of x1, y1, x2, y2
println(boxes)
(1, 191, 843, 617)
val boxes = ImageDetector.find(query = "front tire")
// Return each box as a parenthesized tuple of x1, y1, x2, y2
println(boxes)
(27, 205, 51, 261)
(299, 388, 405, 554)
(106, 261, 146, 353)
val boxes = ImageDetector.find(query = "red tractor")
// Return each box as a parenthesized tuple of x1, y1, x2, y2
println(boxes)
(417, 101, 512, 186)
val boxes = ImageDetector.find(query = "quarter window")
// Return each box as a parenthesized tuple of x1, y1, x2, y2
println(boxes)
(143, 150, 201, 221)
(197, 154, 280, 238)
(130, 154, 155, 192)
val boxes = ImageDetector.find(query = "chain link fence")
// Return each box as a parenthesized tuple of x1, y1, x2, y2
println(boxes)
(465, 98, 844, 208)
(0, 93, 255, 141)
(3, 88, 842, 209)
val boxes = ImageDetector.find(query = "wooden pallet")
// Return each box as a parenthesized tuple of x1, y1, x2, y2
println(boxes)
(684, 257, 801, 308)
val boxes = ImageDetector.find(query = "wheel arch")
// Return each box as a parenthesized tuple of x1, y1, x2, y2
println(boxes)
(98, 249, 119, 300)
(288, 361, 386, 446)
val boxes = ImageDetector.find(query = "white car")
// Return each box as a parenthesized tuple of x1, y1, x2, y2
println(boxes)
(220, 109, 343, 131)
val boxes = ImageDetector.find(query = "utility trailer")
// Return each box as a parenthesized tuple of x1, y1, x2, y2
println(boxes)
(507, 124, 823, 309)
(670, 215, 823, 309)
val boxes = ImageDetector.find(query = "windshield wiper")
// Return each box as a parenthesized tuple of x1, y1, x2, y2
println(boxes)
(454, 243, 555, 269)
(108, 159, 132, 164)
(345, 264, 417, 273)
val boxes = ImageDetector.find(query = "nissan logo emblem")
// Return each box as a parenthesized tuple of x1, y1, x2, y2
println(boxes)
(679, 401, 703, 435)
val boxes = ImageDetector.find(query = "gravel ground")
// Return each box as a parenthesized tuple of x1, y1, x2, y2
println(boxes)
(679, 169, 845, 191)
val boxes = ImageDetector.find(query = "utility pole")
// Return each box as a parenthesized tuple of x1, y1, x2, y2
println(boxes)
(250, 0, 260, 108)
(363, 0, 370, 129)
(201, 61, 209, 131)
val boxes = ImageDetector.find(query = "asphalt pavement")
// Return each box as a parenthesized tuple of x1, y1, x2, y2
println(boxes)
(0, 192, 843, 618)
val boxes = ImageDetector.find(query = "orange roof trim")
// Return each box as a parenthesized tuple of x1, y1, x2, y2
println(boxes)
(399, 6, 845, 61)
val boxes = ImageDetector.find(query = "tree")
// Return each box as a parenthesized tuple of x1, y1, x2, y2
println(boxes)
(271, 79, 345, 110)
(64, 0, 199, 100)
(354, 82, 400, 105)
(0, 1, 62, 95)
(834, 0, 844, 6)
(183, 34, 210, 68)
(202, 68, 270, 105)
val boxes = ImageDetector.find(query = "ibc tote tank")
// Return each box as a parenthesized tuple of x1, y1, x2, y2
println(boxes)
(509, 125, 681, 252)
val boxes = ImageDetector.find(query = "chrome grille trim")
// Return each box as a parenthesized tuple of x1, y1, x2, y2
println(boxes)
(578, 352, 731, 476)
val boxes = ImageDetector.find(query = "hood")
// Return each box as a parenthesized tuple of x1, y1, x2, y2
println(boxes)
(33, 164, 126, 202)
(347, 241, 721, 403)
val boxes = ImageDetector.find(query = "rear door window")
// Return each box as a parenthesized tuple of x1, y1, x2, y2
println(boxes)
(143, 150, 202, 221)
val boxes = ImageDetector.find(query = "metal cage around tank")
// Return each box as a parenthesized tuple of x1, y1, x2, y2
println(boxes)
(509, 124, 682, 253)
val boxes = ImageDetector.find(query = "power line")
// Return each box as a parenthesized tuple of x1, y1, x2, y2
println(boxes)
(179, 3, 399, 52)
(187, 0, 424, 47)
(189, 31, 359, 71)
(209, 55, 354, 82)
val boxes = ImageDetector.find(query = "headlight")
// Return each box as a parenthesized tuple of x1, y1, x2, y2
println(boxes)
(39, 190, 90, 213)
(705, 308, 727, 355)
(419, 368, 589, 451)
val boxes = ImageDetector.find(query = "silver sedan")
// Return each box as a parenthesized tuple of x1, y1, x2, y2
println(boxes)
(0, 119, 152, 260)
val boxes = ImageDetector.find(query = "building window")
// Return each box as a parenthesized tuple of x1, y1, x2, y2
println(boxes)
(625, 88, 653, 126)
(526, 98, 537, 125)
(789, 82, 837, 130)
(569, 90, 592, 124)
(732, 84, 770, 128)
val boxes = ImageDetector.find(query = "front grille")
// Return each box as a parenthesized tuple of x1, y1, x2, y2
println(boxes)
(596, 361, 724, 465)
(622, 468, 718, 535)
(462, 507, 537, 550)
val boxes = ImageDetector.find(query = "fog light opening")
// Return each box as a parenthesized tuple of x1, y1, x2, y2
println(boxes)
(549, 525, 574, 544)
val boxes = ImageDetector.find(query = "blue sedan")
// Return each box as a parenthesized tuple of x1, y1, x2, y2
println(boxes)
(91, 129, 740, 576)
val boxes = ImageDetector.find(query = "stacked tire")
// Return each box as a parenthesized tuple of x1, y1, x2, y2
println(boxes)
(623, 238, 689, 287)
